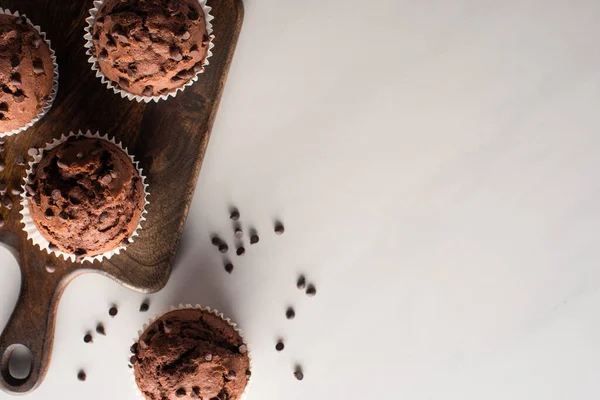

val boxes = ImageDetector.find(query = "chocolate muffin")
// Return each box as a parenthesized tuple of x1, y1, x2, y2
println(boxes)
(25, 136, 146, 258)
(0, 13, 54, 134)
(90, 0, 211, 97)
(132, 308, 250, 400)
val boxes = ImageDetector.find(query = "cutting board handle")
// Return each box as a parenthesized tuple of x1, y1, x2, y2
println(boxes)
(0, 249, 66, 394)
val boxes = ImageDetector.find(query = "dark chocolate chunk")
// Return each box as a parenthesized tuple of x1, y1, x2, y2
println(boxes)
(294, 367, 304, 381)
(0, 183, 6, 195)
(109, 306, 118, 317)
(192, 387, 201, 398)
(169, 46, 183, 61)
(286, 307, 295, 320)
(236, 246, 245, 256)
(234, 228, 243, 239)
(142, 86, 154, 97)
(2, 197, 12, 210)
(84, 333, 93, 343)
(250, 234, 259, 244)
(130, 343, 138, 354)
(96, 323, 105, 335)
(129, 355, 137, 365)
(10, 73, 21, 86)
(139, 301, 149, 312)
(218, 243, 228, 253)
(238, 344, 247, 354)
(246, 370, 252, 379)
(306, 284, 317, 297)
(225, 263, 234, 274)
(275, 222, 285, 235)
(230, 210, 240, 220)
(276, 341, 285, 351)
(118, 78, 129, 89)
(98, 49, 108, 60)
(33, 59, 45, 75)
(176, 69, 194, 80)
(211, 236, 221, 246)
(297, 275, 306, 290)
(77, 370, 86, 381)
(227, 370, 237, 380)
(175, 388, 186, 397)
(44, 208, 54, 219)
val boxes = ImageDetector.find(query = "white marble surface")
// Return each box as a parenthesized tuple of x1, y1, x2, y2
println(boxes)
(3, 0, 600, 398)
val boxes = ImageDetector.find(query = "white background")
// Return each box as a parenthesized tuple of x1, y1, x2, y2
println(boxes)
(3, 0, 600, 398)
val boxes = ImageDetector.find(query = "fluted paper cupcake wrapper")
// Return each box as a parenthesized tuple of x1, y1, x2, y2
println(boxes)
(83, 0, 215, 103)
(19, 130, 150, 263)
(130, 304, 253, 400)
(0, 8, 59, 137)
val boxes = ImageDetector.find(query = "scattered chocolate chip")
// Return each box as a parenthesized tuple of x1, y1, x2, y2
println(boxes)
(10, 56, 20, 68)
(2, 197, 12, 210)
(211, 236, 221, 246)
(96, 323, 105, 335)
(238, 344, 247, 354)
(228, 370, 237, 380)
(176, 69, 194, 80)
(297, 275, 306, 290)
(101, 174, 112, 185)
(236, 246, 245, 256)
(0, 215, 4, 228)
(121, 238, 130, 246)
(202, 34, 210, 46)
(0, 183, 6, 195)
(109, 306, 118, 317)
(10, 187, 20, 196)
(188, 10, 200, 20)
(275, 222, 285, 235)
(45, 264, 55, 273)
(276, 341, 285, 351)
(246, 370, 252, 379)
(105, 39, 117, 51)
(139, 301, 149, 312)
(306, 284, 317, 297)
(142, 86, 153, 97)
(189, 49, 200, 58)
(130, 343, 138, 354)
(218, 243, 228, 253)
(250, 234, 259, 244)
(98, 49, 108, 60)
(0, 103, 7, 112)
(48, 242, 58, 251)
(230, 210, 240, 220)
(129, 355, 137, 365)
(175, 388, 186, 398)
(44, 208, 54, 219)
(225, 263, 234, 274)
(235, 228, 243, 238)
(192, 61, 204, 72)
(58, 211, 69, 222)
(205, 353, 213, 361)
(24, 184, 34, 196)
(118, 78, 129, 89)
(162, 320, 173, 334)
(111, 24, 124, 35)
(84, 333, 93, 343)
(13, 92, 25, 103)
(169, 47, 183, 61)
(16, 155, 25, 166)
(77, 370, 86, 382)
(294, 367, 304, 381)
(286, 307, 295, 320)
(192, 387, 201, 398)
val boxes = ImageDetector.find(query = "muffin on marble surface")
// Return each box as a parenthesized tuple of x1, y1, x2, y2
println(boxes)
(88, 0, 212, 98)
(132, 307, 251, 400)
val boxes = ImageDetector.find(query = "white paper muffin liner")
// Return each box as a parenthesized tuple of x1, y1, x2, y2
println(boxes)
(130, 304, 252, 400)
(19, 130, 150, 263)
(0, 8, 59, 137)
(83, 0, 215, 103)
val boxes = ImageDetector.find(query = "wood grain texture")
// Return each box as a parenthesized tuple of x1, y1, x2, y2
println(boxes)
(0, 0, 243, 393)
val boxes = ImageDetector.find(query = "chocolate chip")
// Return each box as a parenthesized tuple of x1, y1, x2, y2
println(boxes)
(0, 102, 7, 112)
(179, 31, 191, 40)
(51, 189, 61, 200)
(121, 238, 130, 246)
(0, 183, 6, 195)
(16, 154, 25, 166)
(13, 92, 25, 103)
(192, 387, 201, 398)
(297, 275, 306, 290)
(45, 264, 55, 273)
(238, 344, 247, 354)
(189, 49, 200, 58)
(225, 263, 234, 274)
(96, 323, 105, 335)
(205, 353, 213, 361)
(250, 234, 259, 244)
(236, 246, 245, 256)
(98, 49, 108, 60)
(306, 284, 317, 297)
(286, 307, 295, 320)
(139, 301, 149, 312)
(44, 208, 54, 219)
(77, 370, 86, 381)
(0, 215, 4, 228)
(118, 78, 129, 89)
(10, 73, 21, 86)
(275, 222, 285, 235)
(169, 46, 183, 61)
(218, 243, 228, 253)
(101, 174, 112, 185)
(111, 24, 124, 35)
(193, 61, 204, 72)
(228, 370, 237, 380)
(109, 306, 118, 317)
(176, 69, 194, 80)
(98, 211, 109, 223)
(175, 388, 186, 397)
(10, 55, 20, 68)
(84, 333, 93, 343)
(48, 242, 58, 251)
(230, 210, 240, 220)
(2, 197, 12, 210)
(58, 211, 69, 222)
(142, 86, 153, 97)
(246, 370, 252, 378)
(105, 39, 117, 51)
(235, 228, 243, 238)
(129, 355, 137, 365)
(211, 236, 221, 246)
(276, 341, 285, 351)
(294, 367, 304, 381)
(130, 343, 138, 354)
(202, 34, 210, 46)
(33, 59, 45, 75)
(162, 321, 173, 334)
(188, 9, 200, 20)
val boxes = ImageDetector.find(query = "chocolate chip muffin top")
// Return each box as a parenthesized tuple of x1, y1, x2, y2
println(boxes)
(133, 309, 250, 400)
(91, 0, 210, 97)
(0, 14, 54, 133)
(25, 136, 145, 258)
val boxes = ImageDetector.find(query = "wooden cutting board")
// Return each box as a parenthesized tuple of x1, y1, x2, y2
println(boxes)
(0, 0, 243, 394)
